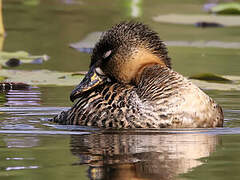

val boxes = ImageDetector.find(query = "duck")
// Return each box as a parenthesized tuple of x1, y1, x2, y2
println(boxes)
(53, 21, 224, 128)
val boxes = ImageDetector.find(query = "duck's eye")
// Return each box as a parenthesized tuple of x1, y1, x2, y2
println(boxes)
(103, 50, 112, 59)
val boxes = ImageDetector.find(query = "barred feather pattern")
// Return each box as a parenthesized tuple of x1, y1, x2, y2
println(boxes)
(53, 65, 223, 128)
(54, 83, 144, 128)
(136, 65, 223, 128)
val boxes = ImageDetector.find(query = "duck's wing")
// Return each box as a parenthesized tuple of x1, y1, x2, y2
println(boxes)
(53, 83, 146, 128)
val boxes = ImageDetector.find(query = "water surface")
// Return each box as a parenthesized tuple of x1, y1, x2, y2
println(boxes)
(1, 88, 240, 180)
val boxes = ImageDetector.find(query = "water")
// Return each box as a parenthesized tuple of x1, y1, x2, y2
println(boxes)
(1, 0, 240, 180)
(1, 87, 240, 180)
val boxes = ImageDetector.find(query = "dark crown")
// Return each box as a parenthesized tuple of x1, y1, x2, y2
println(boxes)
(91, 21, 171, 69)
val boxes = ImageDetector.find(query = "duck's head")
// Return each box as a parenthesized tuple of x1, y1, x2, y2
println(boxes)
(70, 21, 171, 102)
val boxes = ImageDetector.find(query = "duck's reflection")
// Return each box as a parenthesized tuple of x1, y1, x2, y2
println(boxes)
(70, 131, 220, 180)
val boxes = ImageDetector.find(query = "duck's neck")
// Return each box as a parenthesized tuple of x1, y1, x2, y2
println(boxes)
(136, 64, 183, 101)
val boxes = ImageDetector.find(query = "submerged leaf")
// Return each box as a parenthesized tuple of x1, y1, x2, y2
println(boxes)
(189, 73, 232, 83)
(153, 14, 240, 26)
(211, 3, 240, 15)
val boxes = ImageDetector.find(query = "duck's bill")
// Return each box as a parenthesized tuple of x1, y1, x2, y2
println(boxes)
(70, 66, 104, 102)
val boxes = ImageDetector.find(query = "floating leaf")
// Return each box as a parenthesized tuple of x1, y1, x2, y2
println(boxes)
(189, 74, 240, 90)
(211, 3, 240, 15)
(0, 76, 6, 82)
(23, 0, 40, 6)
(0, 69, 84, 86)
(0, 51, 49, 67)
(0, 93, 6, 103)
(71, 71, 87, 76)
(167, 41, 240, 49)
(153, 14, 240, 26)
(190, 79, 240, 91)
(69, 32, 102, 53)
(189, 73, 232, 83)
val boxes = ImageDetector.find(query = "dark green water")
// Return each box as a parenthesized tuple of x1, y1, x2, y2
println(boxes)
(1, 0, 240, 180)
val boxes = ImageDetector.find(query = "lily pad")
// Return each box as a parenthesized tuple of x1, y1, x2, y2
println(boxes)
(0, 94, 6, 103)
(167, 41, 240, 49)
(0, 51, 49, 67)
(23, 0, 40, 6)
(0, 69, 84, 86)
(211, 3, 240, 15)
(70, 32, 102, 53)
(0, 76, 6, 82)
(153, 14, 240, 26)
(190, 77, 240, 91)
(189, 73, 232, 83)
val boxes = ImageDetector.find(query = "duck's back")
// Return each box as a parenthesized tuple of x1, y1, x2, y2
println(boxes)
(136, 65, 223, 128)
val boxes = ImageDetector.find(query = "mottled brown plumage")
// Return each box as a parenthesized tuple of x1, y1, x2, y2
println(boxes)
(53, 21, 223, 128)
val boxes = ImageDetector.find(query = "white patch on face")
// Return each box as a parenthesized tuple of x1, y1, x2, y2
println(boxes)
(95, 67, 105, 76)
(107, 78, 111, 82)
(103, 50, 112, 59)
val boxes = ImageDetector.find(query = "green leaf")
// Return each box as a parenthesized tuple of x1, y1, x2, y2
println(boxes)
(211, 3, 240, 15)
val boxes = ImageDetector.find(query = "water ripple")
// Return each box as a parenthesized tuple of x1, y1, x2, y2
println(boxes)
(0, 127, 239, 135)
(0, 130, 91, 135)
(6, 166, 39, 171)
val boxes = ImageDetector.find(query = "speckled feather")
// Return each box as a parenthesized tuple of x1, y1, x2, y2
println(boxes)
(53, 21, 223, 128)
(53, 65, 223, 128)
